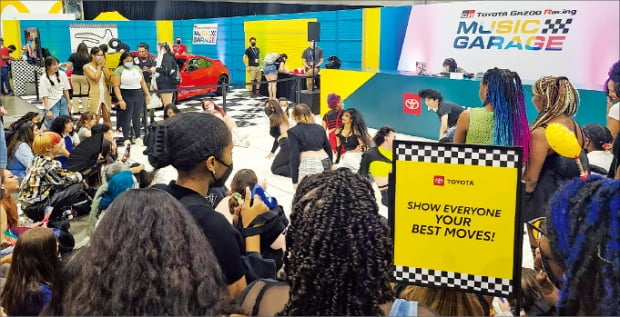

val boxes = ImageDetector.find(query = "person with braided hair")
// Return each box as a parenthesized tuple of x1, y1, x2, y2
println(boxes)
(523, 76, 585, 222)
(541, 175, 620, 315)
(453, 68, 530, 162)
(237, 169, 437, 316)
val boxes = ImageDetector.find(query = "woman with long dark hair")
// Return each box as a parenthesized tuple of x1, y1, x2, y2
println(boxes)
(83, 47, 112, 127)
(265, 99, 290, 177)
(39, 56, 71, 129)
(0, 228, 59, 316)
(47, 189, 235, 315)
(335, 108, 370, 172)
(6, 122, 37, 182)
(112, 52, 150, 144)
(67, 42, 91, 113)
(49, 115, 75, 169)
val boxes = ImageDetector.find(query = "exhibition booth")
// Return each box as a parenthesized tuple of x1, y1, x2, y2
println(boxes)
(2, 0, 618, 139)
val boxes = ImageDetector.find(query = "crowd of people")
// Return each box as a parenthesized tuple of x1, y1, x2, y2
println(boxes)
(0, 33, 618, 316)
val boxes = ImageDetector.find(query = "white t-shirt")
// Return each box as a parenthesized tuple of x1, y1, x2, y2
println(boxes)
(114, 66, 143, 89)
(588, 150, 614, 174)
(38, 71, 70, 105)
(608, 102, 619, 120)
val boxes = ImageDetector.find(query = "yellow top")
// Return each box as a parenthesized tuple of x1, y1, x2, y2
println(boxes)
(369, 146, 393, 177)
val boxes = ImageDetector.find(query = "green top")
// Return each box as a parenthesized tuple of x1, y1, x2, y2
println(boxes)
(466, 107, 494, 145)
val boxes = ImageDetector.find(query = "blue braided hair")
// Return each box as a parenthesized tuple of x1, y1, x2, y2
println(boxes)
(482, 68, 531, 161)
(546, 175, 620, 315)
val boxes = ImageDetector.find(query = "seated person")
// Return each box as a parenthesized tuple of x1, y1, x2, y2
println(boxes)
(18, 132, 84, 223)
(418, 89, 465, 139)
(442, 58, 467, 74)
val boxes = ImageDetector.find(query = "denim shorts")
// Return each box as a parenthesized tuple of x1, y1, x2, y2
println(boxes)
(264, 64, 277, 75)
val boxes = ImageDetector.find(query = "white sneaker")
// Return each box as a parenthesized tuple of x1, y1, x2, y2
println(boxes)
(134, 138, 143, 146)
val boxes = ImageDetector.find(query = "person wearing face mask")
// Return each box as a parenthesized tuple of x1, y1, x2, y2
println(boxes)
(243, 37, 261, 98)
(172, 37, 187, 56)
(112, 52, 150, 144)
(148, 112, 273, 299)
(358, 126, 395, 207)
(418, 89, 465, 140)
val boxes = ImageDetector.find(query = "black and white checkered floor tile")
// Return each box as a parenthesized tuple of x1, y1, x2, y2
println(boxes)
(19, 89, 273, 128)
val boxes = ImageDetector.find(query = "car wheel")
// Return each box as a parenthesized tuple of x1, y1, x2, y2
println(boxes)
(217, 75, 229, 96)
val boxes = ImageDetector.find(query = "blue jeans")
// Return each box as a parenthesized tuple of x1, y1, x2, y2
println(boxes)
(43, 97, 70, 128)
(0, 66, 11, 93)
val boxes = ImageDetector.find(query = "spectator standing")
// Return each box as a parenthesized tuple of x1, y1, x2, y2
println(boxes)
(0, 38, 14, 95)
(322, 93, 344, 154)
(172, 37, 187, 56)
(243, 37, 261, 97)
(154, 42, 178, 106)
(40, 56, 71, 129)
(301, 40, 324, 91)
(134, 43, 156, 125)
(605, 61, 619, 138)
(112, 52, 150, 144)
(67, 43, 91, 113)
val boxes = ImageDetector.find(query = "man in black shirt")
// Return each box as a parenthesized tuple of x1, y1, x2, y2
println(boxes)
(419, 89, 465, 140)
(243, 37, 261, 97)
(301, 40, 324, 91)
(135, 43, 156, 125)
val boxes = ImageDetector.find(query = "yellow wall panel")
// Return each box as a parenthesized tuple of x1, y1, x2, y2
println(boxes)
(362, 8, 380, 70)
(243, 18, 316, 85)
(156, 20, 173, 47)
(1, 20, 22, 59)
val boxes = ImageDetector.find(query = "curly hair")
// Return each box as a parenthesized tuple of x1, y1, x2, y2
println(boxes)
(546, 175, 620, 315)
(148, 112, 231, 172)
(49, 115, 73, 136)
(56, 189, 233, 315)
(0, 228, 59, 316)
(281, 168, 394, 315)
(605, 60, 620, 99)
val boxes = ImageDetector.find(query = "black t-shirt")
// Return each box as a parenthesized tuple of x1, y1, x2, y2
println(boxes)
(68, 53, 89, 76)
(134, 54, 156, 84)
(301, 46, 324, 68)
(437, 101, 465, 128)
(245, 46, 260, 66)
(288, 123, 333, 183)
(157, 181, 245, 284)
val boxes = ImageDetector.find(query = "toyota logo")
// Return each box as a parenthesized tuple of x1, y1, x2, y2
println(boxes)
(405, 98, 420, 110)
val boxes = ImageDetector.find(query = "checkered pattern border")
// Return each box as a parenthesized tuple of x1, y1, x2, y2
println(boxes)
(542, 18, 572, 34)
(395, 266, 513, 296)
(395, 143, 519, 168)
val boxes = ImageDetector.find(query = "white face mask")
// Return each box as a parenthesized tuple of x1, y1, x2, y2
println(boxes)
(124, 62, 133, 68)
(428, 107, 437, 112)
(95, 56, 103, 61)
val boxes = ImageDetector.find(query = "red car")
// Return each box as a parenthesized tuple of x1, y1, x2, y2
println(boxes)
(131, 52, 230, 103)
(172, 54, 230, 102)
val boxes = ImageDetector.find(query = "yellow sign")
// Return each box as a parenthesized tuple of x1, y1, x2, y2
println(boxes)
(391, 141, 522, 297)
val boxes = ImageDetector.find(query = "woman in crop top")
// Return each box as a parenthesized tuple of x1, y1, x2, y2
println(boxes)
(112, 52, 150, 144)
(335, 108, 370, 173)
(264, 100, 291, 177)
(288, 104, 332, 186)
(322, 93, 344, 154)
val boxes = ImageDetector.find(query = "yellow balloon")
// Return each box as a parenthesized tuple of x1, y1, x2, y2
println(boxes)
(545, 123, 582, 158)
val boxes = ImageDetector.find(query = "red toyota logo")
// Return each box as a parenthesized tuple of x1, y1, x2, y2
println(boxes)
(433, 176, 445, 186)
(403, 93, 421, 116)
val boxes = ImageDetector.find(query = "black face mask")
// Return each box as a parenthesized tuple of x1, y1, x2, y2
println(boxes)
(211, 156, 233, 188)
(250, 42, 256, 47)
(176, 40, 181, 44)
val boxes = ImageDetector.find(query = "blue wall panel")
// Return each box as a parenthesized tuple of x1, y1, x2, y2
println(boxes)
(379, 6, 410, 72)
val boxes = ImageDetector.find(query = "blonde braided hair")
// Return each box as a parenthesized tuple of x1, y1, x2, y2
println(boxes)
(530, 76, 579, 130)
